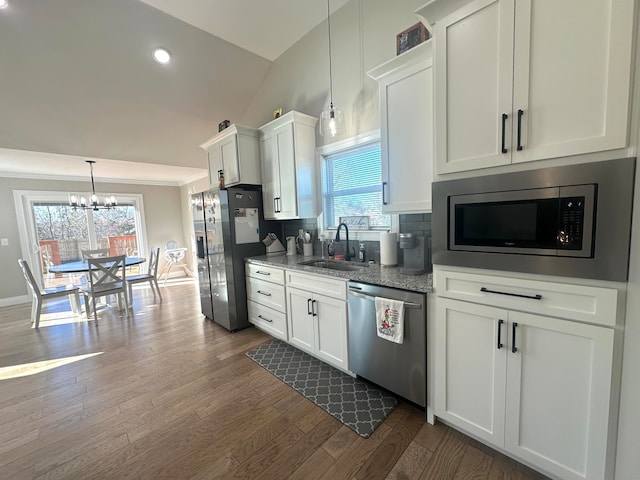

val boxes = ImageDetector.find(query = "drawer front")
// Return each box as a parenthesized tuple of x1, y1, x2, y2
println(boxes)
(285, 270, 347, 300)
(435, 269, 618, 326)
(246, 263, 285, 284)
(248, 301, 287, 341)
(247, 277, 286, 312)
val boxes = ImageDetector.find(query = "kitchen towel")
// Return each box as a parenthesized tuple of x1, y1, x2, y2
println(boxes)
(380, 232, 398, 266)
(374, 296, 405, 344)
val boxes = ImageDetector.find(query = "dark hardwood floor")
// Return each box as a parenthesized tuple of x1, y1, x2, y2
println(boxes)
(0, 280, 549, 480)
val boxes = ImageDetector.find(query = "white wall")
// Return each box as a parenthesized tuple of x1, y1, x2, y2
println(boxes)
(240, 0, 425, 141)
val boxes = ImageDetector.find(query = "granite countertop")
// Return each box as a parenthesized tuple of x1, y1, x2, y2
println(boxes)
(246, 254, 433, 294)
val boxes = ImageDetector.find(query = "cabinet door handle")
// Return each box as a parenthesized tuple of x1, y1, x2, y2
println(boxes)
(273, 198, 278, 213)
(481, 287, 542, 301)
(382, 182, 388, 205)
(501, 113, 508, 154)
(517, 109, 524, 151)
(255, 270, 271, 276)
(497, 319, 504, 349)
(312, 299, 317, 317)
(258, 314, 273, 323)
(307, 298, 313, 315)
(512, 322, 519, 353)
(257, 290, 271, 297)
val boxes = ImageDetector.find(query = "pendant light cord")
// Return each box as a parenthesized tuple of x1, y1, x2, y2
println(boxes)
(327, 0, 334, 110)
(87, 160, 97, 197)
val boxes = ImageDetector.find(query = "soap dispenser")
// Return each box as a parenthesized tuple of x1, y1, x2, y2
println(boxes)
(328, 239, 335, 258)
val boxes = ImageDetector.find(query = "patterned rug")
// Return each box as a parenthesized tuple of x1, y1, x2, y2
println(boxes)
(246, 339, 397, 438)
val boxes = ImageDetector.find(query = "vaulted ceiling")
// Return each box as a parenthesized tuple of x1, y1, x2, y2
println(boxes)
(0, 0, 347, 184)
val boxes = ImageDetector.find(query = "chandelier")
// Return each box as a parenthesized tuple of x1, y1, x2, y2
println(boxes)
(69, 161, 118, 210)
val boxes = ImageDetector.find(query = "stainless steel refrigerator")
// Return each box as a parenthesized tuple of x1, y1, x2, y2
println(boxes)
(192, 186, 266, 331)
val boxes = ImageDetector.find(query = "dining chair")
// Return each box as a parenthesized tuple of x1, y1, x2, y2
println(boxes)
(83, 255, 129, 322)
(18, 259, 81, 328)
(126, 247, 162, 303)
(81, 248, 110, 260)
(78, 248, 111, 291)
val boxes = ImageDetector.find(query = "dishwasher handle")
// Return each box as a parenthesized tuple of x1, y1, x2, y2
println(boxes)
(348, 289, 422, 309)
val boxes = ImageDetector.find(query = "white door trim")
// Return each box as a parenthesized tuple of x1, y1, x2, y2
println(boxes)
(12, 190, 148, 285)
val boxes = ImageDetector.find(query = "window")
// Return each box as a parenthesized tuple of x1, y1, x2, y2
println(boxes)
(318, 131, 396, 240)
(14, 190, 147, 288)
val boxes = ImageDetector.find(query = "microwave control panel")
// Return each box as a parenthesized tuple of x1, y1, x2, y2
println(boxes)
(558, 196, 585, 249)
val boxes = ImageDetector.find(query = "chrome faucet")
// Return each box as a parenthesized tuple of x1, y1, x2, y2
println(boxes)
(335, 222, 351, 261)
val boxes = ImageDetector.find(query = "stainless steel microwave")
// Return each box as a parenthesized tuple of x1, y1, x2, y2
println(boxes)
(450, 185, 595, 258)
(432, 158, 636, 282)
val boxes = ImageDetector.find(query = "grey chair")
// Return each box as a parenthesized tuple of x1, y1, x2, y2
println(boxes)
(18, 259, 81, 328)
(83, 255, 129, 321)
(81, 248, 110, 260)
(126, 247, 162, 303)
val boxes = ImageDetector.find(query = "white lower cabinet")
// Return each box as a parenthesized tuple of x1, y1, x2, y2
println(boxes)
(436, 297, 615, 480)
(285, 270, 349, 372)
(287, 286, 317, 353)
(435, 300, 507, 446)
(247, 300, 287, 341)
(245, 263, 287, 341)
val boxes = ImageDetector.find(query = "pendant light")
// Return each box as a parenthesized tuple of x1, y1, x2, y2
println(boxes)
(69, 161, 118, 211)
(319, 0, 346, 137)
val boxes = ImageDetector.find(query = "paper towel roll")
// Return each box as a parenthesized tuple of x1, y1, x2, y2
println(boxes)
(380, 232, 398, 266)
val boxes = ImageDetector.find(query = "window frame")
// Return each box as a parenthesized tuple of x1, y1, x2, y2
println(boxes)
(13, 190, 147, 286)
(316, 130, 398, 242)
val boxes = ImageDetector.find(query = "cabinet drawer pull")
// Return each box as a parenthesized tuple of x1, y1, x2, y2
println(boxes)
(497, 319, 504, 349)
(255, 270, 271, 276)
(517, 109, 524, 151)
(501, 113, 508, 154)
(307, 298, 313, 315)
(257, 314, 273, 323)
(480, 287, 542, 301)
(257, 290, 272, 297)
(312, 299, 318, 317)
(382, 182, 388, 205)
(512, 322, 519, 353)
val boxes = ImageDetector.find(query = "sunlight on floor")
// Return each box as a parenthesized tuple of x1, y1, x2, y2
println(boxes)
(33, 310, 95, 328)
(161, 276, 195, 286)
(0, 352, 103, 380)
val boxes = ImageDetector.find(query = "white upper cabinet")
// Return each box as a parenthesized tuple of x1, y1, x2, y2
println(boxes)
(421, 0, 634, 174)
(259, 111, 318, 220)
(368, 41, 434, 213)
(199, 124, 261, 188)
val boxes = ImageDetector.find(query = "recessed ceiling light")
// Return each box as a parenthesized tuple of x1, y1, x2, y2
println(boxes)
(0, 0, 9, 10)
(152, 48, 171, 65)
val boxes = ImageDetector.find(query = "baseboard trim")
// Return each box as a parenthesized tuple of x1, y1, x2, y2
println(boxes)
(0, 295, 31, 307)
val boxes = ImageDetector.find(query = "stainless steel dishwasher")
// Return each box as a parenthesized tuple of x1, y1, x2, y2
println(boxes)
(347, 281, 426, 408)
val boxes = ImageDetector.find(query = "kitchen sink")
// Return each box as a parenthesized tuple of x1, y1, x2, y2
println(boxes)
(298, 259, 366, 272)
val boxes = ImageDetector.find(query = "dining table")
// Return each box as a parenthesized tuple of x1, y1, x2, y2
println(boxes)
(48, 256, 146, 274)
